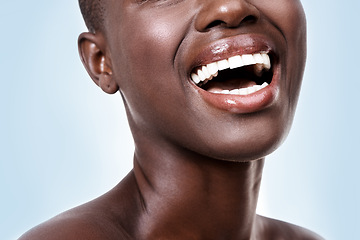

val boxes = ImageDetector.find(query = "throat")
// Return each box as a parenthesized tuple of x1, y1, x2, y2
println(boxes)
(133, 152, 265, 239)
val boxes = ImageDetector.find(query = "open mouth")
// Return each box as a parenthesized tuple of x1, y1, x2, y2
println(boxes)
(190, 53, 273, 95)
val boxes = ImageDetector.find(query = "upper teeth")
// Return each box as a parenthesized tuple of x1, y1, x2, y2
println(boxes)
(191, 53, 271, 85)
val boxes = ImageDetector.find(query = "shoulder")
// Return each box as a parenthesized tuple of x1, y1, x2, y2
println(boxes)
(17, 207, 131, 240)
(257, 215, 324, 240)
(18, 173, 139, 240)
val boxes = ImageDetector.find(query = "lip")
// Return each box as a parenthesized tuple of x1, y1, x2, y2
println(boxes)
(187, 34, 280, 114)
(188, 34, 276, 72)
(197, 71, 279, 114)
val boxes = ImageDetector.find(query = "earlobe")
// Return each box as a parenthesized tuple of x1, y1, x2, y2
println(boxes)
(78, 32, 119, 94)
(98, 72, 119, 94)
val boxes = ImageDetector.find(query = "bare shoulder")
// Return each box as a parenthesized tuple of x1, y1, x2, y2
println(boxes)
(17, 205, 131, 240)
(18, 173, 138, 240)
(257, 215, 325, 240)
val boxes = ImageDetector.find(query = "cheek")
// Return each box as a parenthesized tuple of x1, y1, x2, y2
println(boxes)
(108, 8, 193, 131)
(254, 0, 306, 25)
(253, 0, 306, 52)
(116, 5, 195, 74)
(255, 0, 306, 109)
(265, 0, 307, 59)
(117, 8, 190, 82)
(276, 0, 307, 111)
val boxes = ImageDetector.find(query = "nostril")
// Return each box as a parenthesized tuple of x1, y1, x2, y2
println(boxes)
(195, 2, 261, 32)
(242, 15, 257, 24)
(205, 15, 258, 30)
(206, 20, 226, 29)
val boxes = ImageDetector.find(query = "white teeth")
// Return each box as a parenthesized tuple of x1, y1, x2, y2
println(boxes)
(191, 73, 201, 84)
(217, 59, 230, 71)
(239, 88, 247, 95)
(209, 83, 269, 96)
(207, 62, 218, 75)
(253, 85, 262, 91)
(228, 55, 244, 69)
(197, 69, 206, 81)
(261, 53, 271, 70)
(253, 53, 264, 64)
(247, 86, 256, 94)
(202, 65, 211, 79)
(191, 52, 272, 86)
(229, 89, 239, 94)
(241, 54, 256, 65)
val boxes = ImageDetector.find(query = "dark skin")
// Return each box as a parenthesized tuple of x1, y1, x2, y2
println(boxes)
(19, 0, 324, 239)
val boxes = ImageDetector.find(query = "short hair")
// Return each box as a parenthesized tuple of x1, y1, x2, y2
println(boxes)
(78, 0, 105, 33)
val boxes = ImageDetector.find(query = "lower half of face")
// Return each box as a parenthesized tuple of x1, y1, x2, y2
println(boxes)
(107, 0, 306, 162)
(121, 65, 298, 162)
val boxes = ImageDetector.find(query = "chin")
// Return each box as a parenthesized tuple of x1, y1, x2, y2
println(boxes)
(186, 112, 293, 162)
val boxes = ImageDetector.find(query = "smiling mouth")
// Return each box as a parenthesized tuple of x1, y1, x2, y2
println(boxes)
(190, 53, 273, 95)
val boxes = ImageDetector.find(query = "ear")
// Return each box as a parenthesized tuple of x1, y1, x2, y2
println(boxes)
(78, 32, 119, 94)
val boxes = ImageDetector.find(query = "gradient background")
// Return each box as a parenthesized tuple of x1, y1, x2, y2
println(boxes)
(1, 1, 359, 239)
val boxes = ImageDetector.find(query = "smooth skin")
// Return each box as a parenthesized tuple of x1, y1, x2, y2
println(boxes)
(19, 0, 323, 239)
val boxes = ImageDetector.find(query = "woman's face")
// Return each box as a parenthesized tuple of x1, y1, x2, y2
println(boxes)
(103, 0, 306, 161)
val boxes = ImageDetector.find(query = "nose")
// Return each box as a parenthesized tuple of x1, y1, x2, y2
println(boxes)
(195, 0, 260, 32)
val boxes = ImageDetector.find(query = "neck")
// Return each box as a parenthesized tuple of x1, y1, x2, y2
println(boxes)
(131, 138, 264, 240)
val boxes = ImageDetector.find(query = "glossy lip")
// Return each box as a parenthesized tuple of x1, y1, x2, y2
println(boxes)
(187, 34, 280, 114)
(188, 34, 276, 72)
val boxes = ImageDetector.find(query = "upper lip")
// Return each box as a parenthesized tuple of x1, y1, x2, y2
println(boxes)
(186, 34, 278, 77)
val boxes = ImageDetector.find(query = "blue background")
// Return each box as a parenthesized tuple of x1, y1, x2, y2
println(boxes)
(1, 1, 359, 239)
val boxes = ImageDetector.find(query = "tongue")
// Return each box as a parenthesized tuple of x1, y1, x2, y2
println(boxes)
(204, 78, 257, 92)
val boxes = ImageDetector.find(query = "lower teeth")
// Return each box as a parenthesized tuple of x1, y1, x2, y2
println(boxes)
(209, 82, 268, 95)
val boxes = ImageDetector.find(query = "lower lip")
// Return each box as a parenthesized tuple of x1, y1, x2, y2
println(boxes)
(197, 72, 279, 114)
